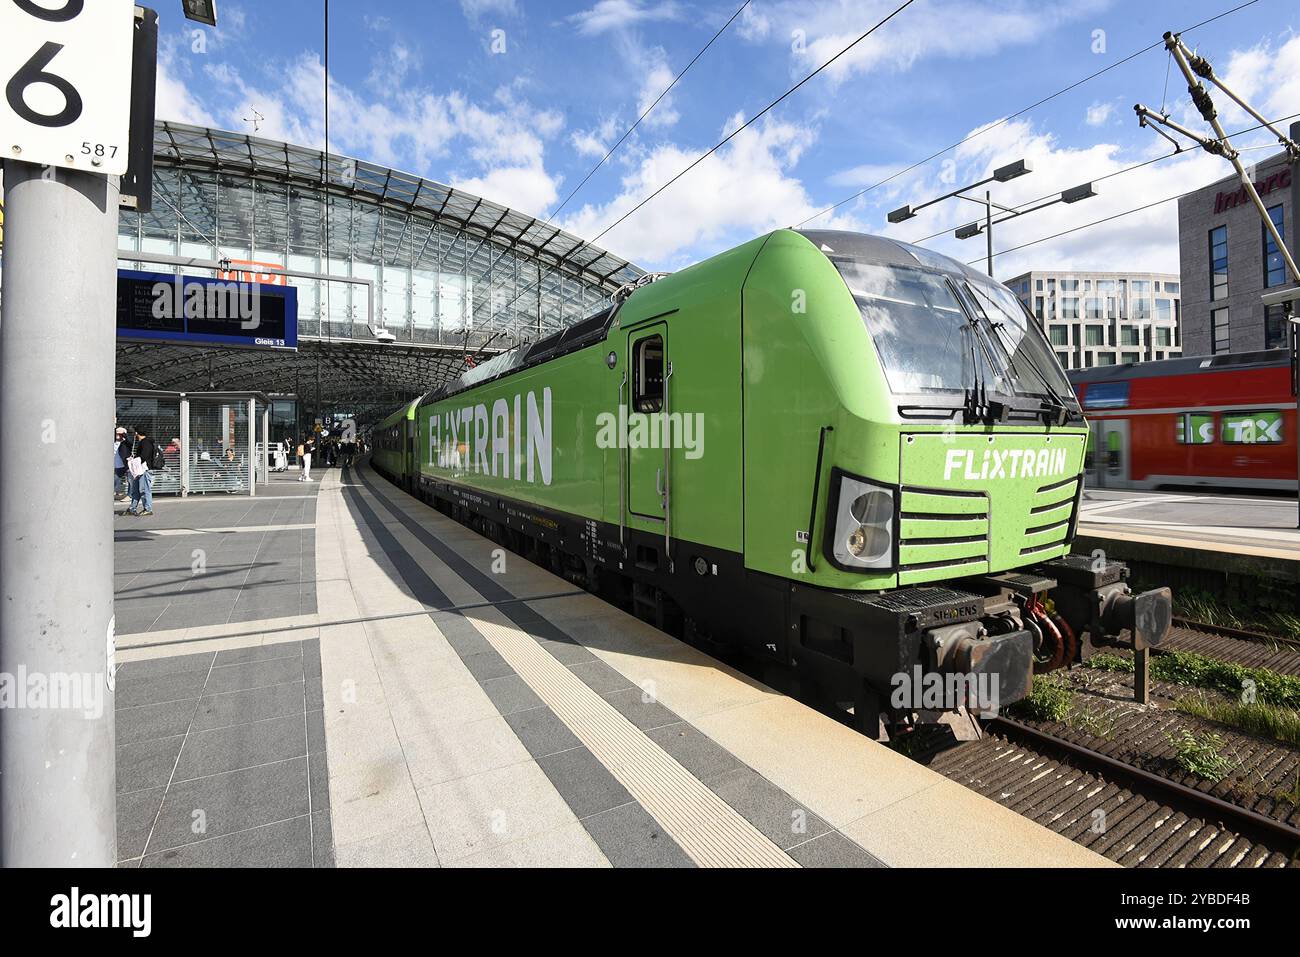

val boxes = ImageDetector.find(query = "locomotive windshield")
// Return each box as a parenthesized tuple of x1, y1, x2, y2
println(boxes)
(831, 257, 1076, 409)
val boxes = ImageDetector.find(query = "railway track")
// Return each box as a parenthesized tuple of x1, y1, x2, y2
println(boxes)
(914, 717, 1300, 867)
(1155, 617, 1300, 676)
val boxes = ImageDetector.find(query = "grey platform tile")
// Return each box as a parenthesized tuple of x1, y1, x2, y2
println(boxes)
(435, 614, 497, 657)
(117, 787, 165, 862)
(788, 830, 886, 869)
(708, 767, 831, 851)
(117, 735, 185, 793)
(148, 757, 310, 851)
(581, 801, 695, 868)
(203, 656, 304, 695)
(479, 673, 545, 717)
(460, 647, 515, 682)
(213, 641, 302, 666)
(172, 713, 307, 782)
(645, 722, 745, 785)
(115, 651, 214, 681)
(143, 815, 313, 868)
(302, 639, 322, 679)
(308, 751, 330, 812)
(536, 747, 634, 820)
(566, 658, 635, 694)
(117, 697, 200, 746)
(312, 810, 335, 868)
(191, 681, 305, 732)
(115, 669, 210, 709)
(532, 635, 596, 666)
(601, 686, 679, 732)
(504, 706, 582, 759)
(306, 707, 325, 755)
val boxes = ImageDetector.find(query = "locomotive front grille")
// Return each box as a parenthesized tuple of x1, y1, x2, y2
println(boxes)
(1019, 476, 1079, 559)
(897, 487, 991, 585)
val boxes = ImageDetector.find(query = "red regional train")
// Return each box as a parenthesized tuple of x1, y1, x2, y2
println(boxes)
(1068, 351, 1297, 491)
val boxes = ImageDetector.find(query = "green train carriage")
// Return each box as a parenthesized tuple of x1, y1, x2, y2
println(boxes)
(371, 397, 420, 489)
(386, 229, 1170, 735)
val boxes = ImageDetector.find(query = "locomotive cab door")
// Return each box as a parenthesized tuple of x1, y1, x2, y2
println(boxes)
(625, 324, 671, 531)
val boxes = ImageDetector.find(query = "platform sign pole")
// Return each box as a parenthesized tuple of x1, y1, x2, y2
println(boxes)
(0, 0, 138, 867)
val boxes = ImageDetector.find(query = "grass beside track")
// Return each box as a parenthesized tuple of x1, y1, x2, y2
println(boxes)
(1088, 650, 1300, 710)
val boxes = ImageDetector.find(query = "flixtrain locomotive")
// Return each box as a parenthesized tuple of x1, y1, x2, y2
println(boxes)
(373, 229, 1170, 735)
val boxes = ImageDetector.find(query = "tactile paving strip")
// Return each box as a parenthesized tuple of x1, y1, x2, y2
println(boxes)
(469, 612, 797, 868)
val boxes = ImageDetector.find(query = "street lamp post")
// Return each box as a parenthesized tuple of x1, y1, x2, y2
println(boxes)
(889, 160, 1097, 280)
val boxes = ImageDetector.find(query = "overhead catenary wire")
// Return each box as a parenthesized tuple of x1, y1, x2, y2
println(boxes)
(496, 0, 920, 330)
(962, 107, 1300, 264)
(795, 0, 1261, 229)
(544, 0, 753, 227)
(905, 111, 1300, 247)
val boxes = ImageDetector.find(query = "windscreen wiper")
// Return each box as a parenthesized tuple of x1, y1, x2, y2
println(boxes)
(983, 319, 1080, 426)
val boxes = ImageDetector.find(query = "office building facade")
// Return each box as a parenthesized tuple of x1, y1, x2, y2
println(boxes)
(1176, 148, 1296, 356)
(1005, 270, 1182, 369)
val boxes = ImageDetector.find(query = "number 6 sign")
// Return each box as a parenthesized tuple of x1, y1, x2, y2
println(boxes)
(1, 0, 135, 175)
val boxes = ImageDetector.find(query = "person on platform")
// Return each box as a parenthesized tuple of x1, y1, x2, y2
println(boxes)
(125, 426, 157, 517)
(299, 438, 314, 483)
(114, 426, 130, 502)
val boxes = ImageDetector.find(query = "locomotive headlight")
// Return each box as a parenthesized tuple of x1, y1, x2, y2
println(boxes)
(829, 474, 894, 570)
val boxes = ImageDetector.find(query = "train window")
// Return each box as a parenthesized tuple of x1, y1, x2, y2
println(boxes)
(634, 335, 665, 413)
(1176, 413, 1215, 445)
(1222, 412, 1283, 445)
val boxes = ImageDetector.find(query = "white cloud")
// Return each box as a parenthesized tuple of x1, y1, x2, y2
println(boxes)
(568, 1, 682, 36)
(738, 5, 772, 41)
(560, 113, 860, 267)
(164, 51, 567, 219)
(865, 116, 1239, 277)
(154, 39, 220, 128)
(742, 0, 1108, 86)
(1085, 101, 1113, 127)
(460, 0, 519, 20)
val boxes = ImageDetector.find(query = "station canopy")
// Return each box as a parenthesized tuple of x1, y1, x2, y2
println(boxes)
(114, 121, 643, 424)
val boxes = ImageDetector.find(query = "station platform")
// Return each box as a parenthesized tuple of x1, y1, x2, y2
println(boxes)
(112, 463, 1107, 868)
(1076, 489, 1300, 581)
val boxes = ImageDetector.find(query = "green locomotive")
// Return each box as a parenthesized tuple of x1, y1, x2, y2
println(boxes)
(373, 229, 1170, 734)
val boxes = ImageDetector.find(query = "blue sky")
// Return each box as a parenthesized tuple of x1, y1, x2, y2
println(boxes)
(157, 0, 1300, 276)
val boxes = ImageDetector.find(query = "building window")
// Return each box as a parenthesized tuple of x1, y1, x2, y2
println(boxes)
(1211, 307, 1230, 354)
(1209, 225, 1228, 300)
(1264, 205, 1287, 288)
(1049, 326, 1069, 346)
(1120, 327, 1139, 346)
(1034, 296, 1045, 320)
(1156, 328, 1172, 347)
(1056, 351, 1071, 367)
(1265, 303, 1292, 350)
(1131, 280, 1151, 293)
(1085, 326, 1104, 346)
(1061, 279, 1079, 292)
(1155, 298, 1172, 322)
(1163, 281, 1180, 294)
(1222, 411, 1283, 445)
(1085, 297, 1103, 319)
(1035, 279, 1043, 291)
(1177, 413, 1215, 445)
(1097, 354, 1116, 366)
(1121, 352, 1140, 364)
(1062, 297, 1080, 319)
(1132, 297, 1151, 320)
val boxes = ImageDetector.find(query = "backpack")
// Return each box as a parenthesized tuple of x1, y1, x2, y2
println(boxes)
(150, 445, 166, 471)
